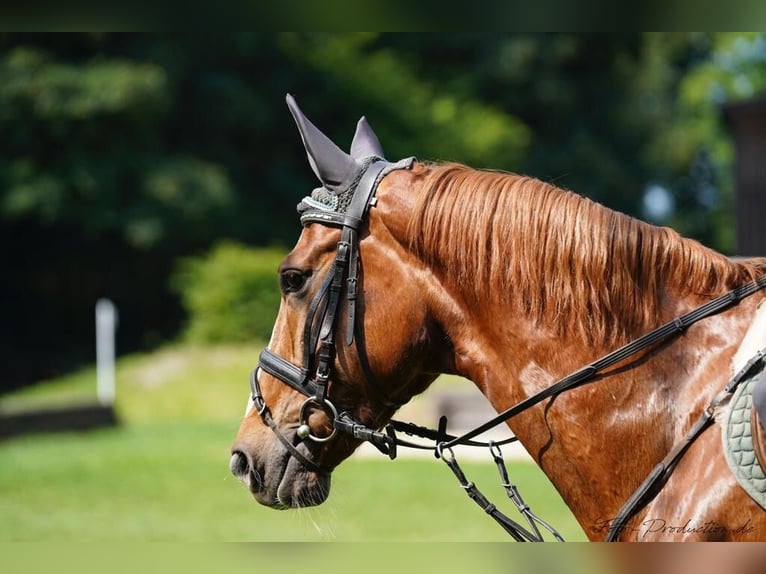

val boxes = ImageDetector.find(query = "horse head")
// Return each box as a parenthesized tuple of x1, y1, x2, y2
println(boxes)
(230, 95, 447, 508)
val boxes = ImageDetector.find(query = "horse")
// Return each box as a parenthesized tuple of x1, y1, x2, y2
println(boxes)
(230, 94, 766, 541)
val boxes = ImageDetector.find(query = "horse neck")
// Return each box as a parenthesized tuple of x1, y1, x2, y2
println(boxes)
(428, 247, 761, 539)
(385, 163, 763, 536)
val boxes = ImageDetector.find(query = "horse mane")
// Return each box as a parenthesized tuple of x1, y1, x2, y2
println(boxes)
(407, 162, 765, 347)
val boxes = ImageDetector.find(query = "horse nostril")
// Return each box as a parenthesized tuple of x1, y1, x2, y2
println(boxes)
(230, 450, 250, 479)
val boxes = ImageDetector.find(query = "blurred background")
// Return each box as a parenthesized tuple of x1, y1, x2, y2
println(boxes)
(5, 32, 766, 389)
(2, 32, 766, 543)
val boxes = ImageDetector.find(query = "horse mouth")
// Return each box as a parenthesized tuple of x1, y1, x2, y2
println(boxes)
(229, 444, 331, 509)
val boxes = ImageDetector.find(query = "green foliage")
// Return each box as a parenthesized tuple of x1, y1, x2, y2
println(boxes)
(670, 33, 766, 251)
(0, 42, 237, 249)
(171, 242, 285, 343)
(0, 46, 167, 120)
(281, 33, 530, 168)
(2, 33, 759, 254)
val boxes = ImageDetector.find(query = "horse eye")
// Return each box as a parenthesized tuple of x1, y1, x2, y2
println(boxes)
(280, 269, 307, 294)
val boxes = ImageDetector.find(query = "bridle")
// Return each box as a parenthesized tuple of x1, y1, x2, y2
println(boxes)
(246, 95, 766, 541)
(251, 157, 403, 474)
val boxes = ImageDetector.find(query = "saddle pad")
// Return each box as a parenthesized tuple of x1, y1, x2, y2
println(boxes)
(722, 371, 766, 510)
(721, 300, 766, 509)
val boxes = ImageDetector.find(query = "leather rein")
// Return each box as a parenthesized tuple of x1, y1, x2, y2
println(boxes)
(249, 157, 766, 541)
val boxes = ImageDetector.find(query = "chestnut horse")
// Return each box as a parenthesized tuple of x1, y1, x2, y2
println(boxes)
(231, 95, 766, 541)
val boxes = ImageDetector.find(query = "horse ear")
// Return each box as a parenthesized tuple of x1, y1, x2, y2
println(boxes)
(350, 116, 385, 160)
(285, 93, 360, 194)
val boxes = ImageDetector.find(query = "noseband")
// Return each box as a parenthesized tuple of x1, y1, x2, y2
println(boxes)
(251, 157, 410, 473)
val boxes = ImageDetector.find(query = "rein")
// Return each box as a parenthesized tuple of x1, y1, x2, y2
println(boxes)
(251, 153, 766, 542)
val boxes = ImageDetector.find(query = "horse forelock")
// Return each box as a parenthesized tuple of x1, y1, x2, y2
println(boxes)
(407, 162, 766, 348)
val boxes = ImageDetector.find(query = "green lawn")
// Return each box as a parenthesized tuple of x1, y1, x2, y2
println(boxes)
(0, 344, 586, 542)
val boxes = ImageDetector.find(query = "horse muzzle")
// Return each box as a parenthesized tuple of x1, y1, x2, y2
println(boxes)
(230, 439, 331, 509)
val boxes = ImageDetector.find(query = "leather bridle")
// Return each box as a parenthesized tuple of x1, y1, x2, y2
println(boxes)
(251, 157, 403, 473)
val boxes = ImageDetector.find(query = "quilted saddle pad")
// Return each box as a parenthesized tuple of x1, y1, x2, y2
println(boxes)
(722, 370, 766, 510)
(721, 301, 766, 509)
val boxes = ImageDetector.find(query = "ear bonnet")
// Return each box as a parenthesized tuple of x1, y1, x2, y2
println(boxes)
(286, 94, 414, 228)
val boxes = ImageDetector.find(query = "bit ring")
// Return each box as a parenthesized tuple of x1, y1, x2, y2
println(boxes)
(297, 397, 338, 443)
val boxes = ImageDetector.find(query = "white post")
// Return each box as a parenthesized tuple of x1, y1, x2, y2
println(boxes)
(95, 298, 118, 406)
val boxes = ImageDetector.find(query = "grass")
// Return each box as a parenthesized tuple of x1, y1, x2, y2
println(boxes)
(0, 343, 258, 424)
(0, 343, 587, 541)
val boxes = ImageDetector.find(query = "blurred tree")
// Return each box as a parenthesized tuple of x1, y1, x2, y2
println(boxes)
(0, 33, 531, 389)
(671, 33, 766, 251)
